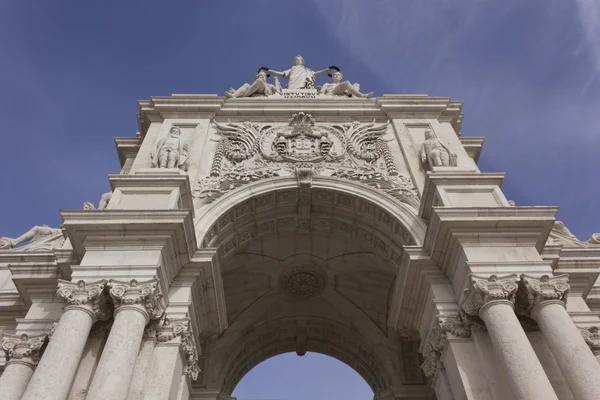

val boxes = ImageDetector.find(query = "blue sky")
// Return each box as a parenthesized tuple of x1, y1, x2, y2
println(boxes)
(1, 1, 599, 398)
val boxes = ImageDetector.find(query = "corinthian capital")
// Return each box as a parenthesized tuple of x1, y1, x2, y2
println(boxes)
(519, 274, 570, 314)
(461, 274, 518, 316)
(420, 314, 470, 379)
(2, 333, 47, 366)
(57, 279, 111, 320)
(580, 326, 600, 355)
(109, 278, 164, 320)
(157, 317, 191, 342)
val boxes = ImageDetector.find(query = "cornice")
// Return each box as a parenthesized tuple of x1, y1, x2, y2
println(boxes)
(459, 137, 485, 164)
(419, 172, 506, 220)
(216, 96, 387, 120)
(553, 247, 600, 298)
(108, 173, 195, 218)
(60, 209, 197, 262)
(377, 95, 463, 135)
(137, 95, 225, 136)
(424, 206, 558, 267)
(114, 137, 142, 168)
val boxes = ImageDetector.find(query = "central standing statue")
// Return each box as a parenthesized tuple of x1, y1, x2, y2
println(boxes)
(268, 55, 330, 89)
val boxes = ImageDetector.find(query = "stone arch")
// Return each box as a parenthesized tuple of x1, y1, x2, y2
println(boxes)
(194, 175, 426, 253)
(193, 176, 428, 394)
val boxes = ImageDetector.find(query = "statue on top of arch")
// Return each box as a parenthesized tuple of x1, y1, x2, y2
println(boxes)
(224, 55, 372, 98)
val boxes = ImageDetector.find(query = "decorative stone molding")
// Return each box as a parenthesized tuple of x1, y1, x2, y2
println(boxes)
(57, 279, 111, 321)
(519, 274, 570, 314)
(580, 327, 600, 355)
(420, 314, 470, 379)
(461, 274, 518, 316)
(155, 316, 201, 381)
(1, 333, 47, 366)
(108, 278, 164, 320)
(280, 265, 327, 297)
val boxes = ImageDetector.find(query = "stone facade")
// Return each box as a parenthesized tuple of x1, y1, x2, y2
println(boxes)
(1, 62, 600, 399)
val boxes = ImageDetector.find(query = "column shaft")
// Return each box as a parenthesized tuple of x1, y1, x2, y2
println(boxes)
(86, 278, 163, 400)
(128, 335, 157, 400)
(0, 361, 35, 400)
(22, 308, 95, 400)
(480, 300, 558, 400)
(533, 301, 600, 400)
(86, 307, 148, 400)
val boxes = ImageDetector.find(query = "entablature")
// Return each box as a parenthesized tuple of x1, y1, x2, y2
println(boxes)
(137, 95, 225, 136)
(377, 95, 463, 136)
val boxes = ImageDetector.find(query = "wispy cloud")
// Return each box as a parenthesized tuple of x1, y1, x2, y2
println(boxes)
(576, 0, 600, 93)
(312, 0, 600, 238)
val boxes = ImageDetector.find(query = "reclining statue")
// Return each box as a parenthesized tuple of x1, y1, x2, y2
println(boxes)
(225, 69, 280, 98)
(82, 191, 113, 210)
(0, 225, 63, 250)
(319, 69, 373, 98)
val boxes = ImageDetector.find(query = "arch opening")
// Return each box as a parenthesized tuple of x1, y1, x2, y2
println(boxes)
(197, 178, 428, 394)
(232, 352, 374, 400)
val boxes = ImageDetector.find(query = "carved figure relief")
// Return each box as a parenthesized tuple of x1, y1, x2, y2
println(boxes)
(194, 112, 419, 208)
(151, 126, 190, 171)
(420, 129, 457, 168)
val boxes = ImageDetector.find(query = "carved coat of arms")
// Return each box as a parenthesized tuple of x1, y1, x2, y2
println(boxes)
(194, 112, 419, 208)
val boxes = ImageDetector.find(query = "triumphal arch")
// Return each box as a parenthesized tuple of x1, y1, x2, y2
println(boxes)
(1, 56, 600, 400)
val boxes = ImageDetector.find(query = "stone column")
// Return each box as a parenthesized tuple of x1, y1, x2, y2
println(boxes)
(127, 322, 160, 400)
(462, 274, 558, 400)
(521, 275, 600, 400)
(580, 326, 600, 364)
(22, 279, 109, 400)
(0, 333, 47, 400)
(86, 279, 164, 400)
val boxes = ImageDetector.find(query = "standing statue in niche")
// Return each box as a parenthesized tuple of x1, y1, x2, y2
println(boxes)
(151, 126, 190, 171)
(320, 68, 373, 98)
(225, 68, 280, 98)
(268, 55, 330, 89)
(420, 130, 457, 167)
